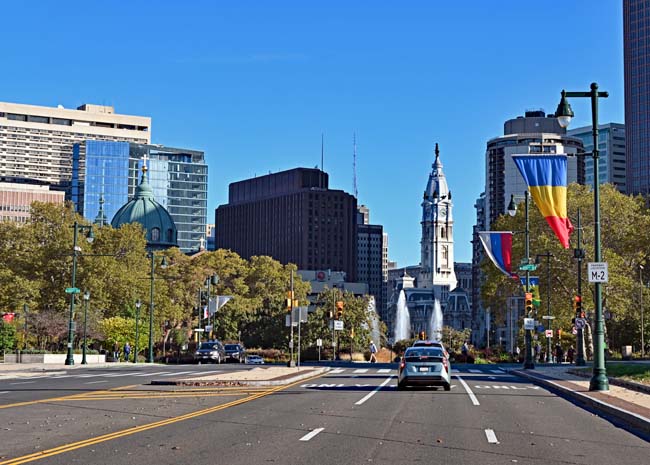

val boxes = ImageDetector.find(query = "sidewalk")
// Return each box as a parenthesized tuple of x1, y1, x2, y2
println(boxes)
(510, 365, 650, 436)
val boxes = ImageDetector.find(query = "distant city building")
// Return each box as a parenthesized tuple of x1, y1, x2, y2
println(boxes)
(454, 262, 472, 298)
(206, 223, 216, 251)
(0, 182, 64, 223)
(356, 205, 388, 322)
(444, 287, 472, 331)
(73, 141, 207, 253)
(568, 123, 626, 191)
(624, 0, 650, 195)
(0, 102, 150, 193)
(216, 167, 358, 280)
(484, 110, 585, 229)
(297, 270, 369, 300)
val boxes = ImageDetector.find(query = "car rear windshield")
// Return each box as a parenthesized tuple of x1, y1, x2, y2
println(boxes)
(225, 345, 239, 350)
(199, 343, 219, 350)
(404, 348, 444, 360)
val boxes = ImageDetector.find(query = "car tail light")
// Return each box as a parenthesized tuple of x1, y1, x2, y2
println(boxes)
(399, 360, 406, 370)
(442, 357, 448, 372)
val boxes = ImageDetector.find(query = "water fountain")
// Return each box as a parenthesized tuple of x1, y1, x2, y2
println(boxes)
(393, 289, 411, 341)
(428, 298, 443, 341)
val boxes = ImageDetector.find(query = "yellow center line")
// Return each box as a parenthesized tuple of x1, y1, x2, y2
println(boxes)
(0, 385, 140, 410)
(0, 372, 326, 465)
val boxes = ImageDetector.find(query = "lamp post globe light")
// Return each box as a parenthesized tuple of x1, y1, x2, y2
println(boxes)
(506, 193, 535, 369)
(65, 222, 94, 366)
(81, 290, 90, 365)
(134, 299, 142, 363)
(555, 82, 609, 391)
(147, 253, 168, 363)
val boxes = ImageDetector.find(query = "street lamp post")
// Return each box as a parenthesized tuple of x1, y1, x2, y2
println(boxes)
(508, 192, 535, 369)
(555, 82, 609, 391)
(65, 222, 94, 366)
(147, 252, 168, 363)
(536, 252, 554, 363)
(640, 264, 645, 358)
(134, 299, 142, 363)
(82, 290, 90, 365)
(206, 274, 218, 339)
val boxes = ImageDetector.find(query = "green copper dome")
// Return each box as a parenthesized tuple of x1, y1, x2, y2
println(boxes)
(111, 168, 178, 250)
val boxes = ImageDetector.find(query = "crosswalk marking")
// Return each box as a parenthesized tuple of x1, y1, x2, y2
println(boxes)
(160, 371, 195, 377)
(133, 371, 171, 377)
(377, 369, 391, 373)
(489, 369, 505, 374)
(329, 369, 345, 374)
(353, 369, 368, 374)
(469, 369, 482, 373)
(99, 372, 141, 377)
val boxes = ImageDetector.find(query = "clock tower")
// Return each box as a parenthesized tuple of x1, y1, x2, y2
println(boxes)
(419, 143, 457, 294)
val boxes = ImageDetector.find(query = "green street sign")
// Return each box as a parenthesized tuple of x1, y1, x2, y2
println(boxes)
(518, 264, 538, 272)
(65, 287, 80, 294)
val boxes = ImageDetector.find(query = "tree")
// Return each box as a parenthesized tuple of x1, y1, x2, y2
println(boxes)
(0, 321, 16, 351)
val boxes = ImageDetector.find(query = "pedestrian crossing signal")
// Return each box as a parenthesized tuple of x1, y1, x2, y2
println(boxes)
(573, 295, 582, 314)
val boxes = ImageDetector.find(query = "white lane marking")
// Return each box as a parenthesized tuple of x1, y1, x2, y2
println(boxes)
(299, 427, 325, 441)
(353, 369, 368, 374)
(469, 369, 482, 373)
(329, 369, 345, 374)
(191, 370, 221, 375)
(100, 372, 140, 377)
(377, 369, 391, 373)
(485, 429, 499, 444)
(490, 369, 505, 374)
(133, 371, 171, 377)
(85, 380, 107, 384)
(10, 381, 35, 385)
(75, 374, 101, 378)
(355, 376, 393, 406)
(0, 391, 9, 394)
(456, 375, 480, 406)
(160, 371, 195, 376)
(450, 369, 459, 373)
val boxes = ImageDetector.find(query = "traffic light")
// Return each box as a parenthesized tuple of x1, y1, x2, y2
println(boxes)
(336, 301, 344, 319)
(286, 291, 294, 313)
(573, 295, 582, 315)
(557, 328, 562, 339)
(419, 330, 426, 340)
(524, 292, 533, 314)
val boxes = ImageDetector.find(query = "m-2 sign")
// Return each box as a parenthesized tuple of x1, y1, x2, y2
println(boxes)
(588, 262, 608, 283)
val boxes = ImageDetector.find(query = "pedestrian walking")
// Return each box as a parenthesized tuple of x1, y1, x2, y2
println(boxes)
(555, 343, 564, 363)
(567, 345, 575, 364)
(124, 342, 131, 362)
(534, 342, 541, 362)
(369, 341, 378, 363)
(112, 342, 119, 361)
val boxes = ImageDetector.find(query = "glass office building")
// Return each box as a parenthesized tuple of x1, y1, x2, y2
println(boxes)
(73, 141, 208, 253)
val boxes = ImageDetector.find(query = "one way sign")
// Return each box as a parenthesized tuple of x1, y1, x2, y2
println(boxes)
(588, 262, 608, 283)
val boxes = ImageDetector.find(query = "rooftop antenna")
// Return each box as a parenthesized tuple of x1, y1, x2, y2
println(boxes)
(353, 132, 358, 199)
(321, 133, 324, 172)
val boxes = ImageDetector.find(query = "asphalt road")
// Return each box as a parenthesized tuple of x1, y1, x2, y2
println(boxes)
(0, 364, 649, 465)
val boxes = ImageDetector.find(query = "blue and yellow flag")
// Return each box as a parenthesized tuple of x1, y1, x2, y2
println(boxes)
(512, 155, 574, 248)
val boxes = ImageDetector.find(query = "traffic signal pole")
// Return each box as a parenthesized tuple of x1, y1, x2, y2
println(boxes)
(524, 191, 535, 369)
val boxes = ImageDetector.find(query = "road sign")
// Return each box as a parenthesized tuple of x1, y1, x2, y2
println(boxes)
(587, 262, 608, 283)
(575, 317, 586, 329)
(316, 338, 322, 347)
(523, 318, 535, 330)
(65, 287, 80, 294)
(542, 315, 556, 320)
(285, 315, 298, 327)
(545, 329, 553, 338)
(519, 264, 538, 272)
(520, 276, 540, 287)
(194, 328, 205, 332)
(334, 320, 344, 331)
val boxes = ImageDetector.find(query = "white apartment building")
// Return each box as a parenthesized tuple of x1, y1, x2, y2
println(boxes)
(0, 102, 151, 191)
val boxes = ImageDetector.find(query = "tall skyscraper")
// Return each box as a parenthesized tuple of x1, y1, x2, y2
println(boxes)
(356, 205, 389, 321)
(0, 102, 150, 191)
(568, 123, 626, 191)
(484, 110, 585, 229)
(216, 168, 358, 280)
(73, 141, 208, 253)
(624, 0, 650, 194)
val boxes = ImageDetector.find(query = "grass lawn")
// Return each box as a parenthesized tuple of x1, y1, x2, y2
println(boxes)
(603, 363, 650, 383)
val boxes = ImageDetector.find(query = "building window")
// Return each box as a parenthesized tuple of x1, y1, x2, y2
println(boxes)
(151, 228, 160, 242)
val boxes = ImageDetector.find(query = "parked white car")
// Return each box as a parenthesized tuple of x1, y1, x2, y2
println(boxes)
(245, 354, 264, 365)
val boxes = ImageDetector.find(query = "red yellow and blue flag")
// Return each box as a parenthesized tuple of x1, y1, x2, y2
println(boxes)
(512, 155, 574, 248)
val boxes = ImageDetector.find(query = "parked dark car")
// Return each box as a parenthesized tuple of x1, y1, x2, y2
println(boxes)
(224, 344, 246, 363)
(194, 340, 226, 364)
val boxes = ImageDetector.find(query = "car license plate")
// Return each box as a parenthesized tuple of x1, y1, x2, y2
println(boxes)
(419, 367, 428, 372)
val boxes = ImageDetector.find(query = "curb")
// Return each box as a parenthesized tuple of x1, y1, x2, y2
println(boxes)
(567, 368, 650, 395)
(151, 367, 330, 387)
(510, 369, 650, 436)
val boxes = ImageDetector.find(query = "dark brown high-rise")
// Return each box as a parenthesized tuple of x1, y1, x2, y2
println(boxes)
(216, 168, 357, 280)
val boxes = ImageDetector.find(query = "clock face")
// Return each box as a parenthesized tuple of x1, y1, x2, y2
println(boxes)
(439, 206, 447, 217)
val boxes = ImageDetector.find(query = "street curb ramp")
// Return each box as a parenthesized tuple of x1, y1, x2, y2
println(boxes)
(510, 369, 650, 437)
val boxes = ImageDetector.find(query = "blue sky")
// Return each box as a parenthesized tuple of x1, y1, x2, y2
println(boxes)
(2, 1, 624, 265)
